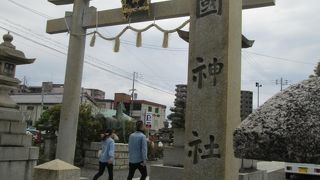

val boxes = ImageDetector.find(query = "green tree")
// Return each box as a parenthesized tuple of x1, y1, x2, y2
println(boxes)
(36, 103, 105, 165)
(36, 104, 62, 132)
(36, 103, 136, 165)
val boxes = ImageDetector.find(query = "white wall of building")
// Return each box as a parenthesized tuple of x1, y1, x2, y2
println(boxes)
(137, 104, 166, 131)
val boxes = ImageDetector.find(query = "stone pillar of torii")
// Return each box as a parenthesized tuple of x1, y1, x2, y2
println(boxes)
(47, 0, 275, 179)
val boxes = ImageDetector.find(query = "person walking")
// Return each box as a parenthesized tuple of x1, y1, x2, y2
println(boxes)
(127, 120, 148, 180)
(93, 129, 115, 180)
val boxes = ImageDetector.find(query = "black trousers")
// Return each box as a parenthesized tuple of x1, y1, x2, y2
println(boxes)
(93, 161, 113, 180)
(127, 162, 148, 180)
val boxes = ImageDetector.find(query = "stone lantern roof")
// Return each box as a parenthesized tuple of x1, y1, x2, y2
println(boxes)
(0, 33, 35, 108)
(0, 33, 35, 64)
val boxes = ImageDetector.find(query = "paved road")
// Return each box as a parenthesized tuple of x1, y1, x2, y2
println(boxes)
(81, 161, 159, 180)
(81, 161, 320, 180)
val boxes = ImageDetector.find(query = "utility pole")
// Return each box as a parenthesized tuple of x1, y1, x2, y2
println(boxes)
(256, 82, 262, 107)
(129, 72, 138, 117)
(41, 84, 44, 114)
(276, 77, 288, 91)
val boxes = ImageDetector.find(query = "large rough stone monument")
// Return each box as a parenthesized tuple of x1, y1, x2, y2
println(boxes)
(0, 33, 38, 180)
(150, 84, 187, 180)
(234, 77, 320, 164)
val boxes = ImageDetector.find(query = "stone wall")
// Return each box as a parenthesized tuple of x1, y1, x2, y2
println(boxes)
(0, 108, 39, 180)
(84, 142, 129, 170)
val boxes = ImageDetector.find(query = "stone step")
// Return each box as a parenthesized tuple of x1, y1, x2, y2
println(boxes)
(163, 147, 184, 167)
(150, 164, 183, 180)
(0, 120, 27, 134)
(0, 160, 37, 180)
(0, 133, 32, 146)
(0, 107, 23, 121)
(0, 146, 39, 161)
(239, 170, 266, 180)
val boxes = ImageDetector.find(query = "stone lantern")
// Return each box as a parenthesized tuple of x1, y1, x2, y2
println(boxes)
(0, 32, 35, 108)
(0, 33, 38, 180)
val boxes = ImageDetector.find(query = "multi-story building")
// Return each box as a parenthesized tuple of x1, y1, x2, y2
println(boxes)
(83, 88, 114, 110)
(10, 82, 99, 126)
(114, 93, 166, 131)
(240, 90, 253, 121)
(10, 82, 166, 130)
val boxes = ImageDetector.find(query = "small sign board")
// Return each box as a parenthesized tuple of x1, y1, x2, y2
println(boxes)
(145, 112, 153, 129)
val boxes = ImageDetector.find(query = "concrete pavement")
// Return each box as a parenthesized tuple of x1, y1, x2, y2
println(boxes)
(81, 161, 160, 180)
(81, 160, 320, 180)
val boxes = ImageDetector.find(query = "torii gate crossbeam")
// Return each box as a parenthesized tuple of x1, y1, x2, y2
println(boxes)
(47, 0, 275, 34)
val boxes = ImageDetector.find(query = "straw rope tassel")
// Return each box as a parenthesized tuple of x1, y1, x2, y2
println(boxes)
(90, 32, 96, 47)
(136, 32, 142, 47)
(162, 32, 169, 48)
(114, 37, 120, 52)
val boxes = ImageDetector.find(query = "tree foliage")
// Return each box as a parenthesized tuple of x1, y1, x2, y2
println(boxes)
(36, 104, 105, 165)
(36, 104, 62, 132)
(35, 103, 136, 165)
(36, 104, 105, 141)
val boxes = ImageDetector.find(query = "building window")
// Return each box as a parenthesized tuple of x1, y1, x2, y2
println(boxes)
(133, 103, 141, 110)
(27, 106, 34, 110)
(148, 106, 152, 112)
(155, 107, 159, 113)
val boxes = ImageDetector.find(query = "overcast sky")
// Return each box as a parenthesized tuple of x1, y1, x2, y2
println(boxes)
(1, 0, 319, 115)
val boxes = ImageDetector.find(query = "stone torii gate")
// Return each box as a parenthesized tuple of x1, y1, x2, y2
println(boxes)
(47, 0, 274, 179)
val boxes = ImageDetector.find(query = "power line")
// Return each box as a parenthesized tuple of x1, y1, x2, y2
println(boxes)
(0, 26, 175, 96)
(7, 0, 53, 19)
(0, 19, 134, 77)
(136, 79, 175, 95)
(243, 50, 317, 65)
(100, 28, 181, 91)
(7, 0, 317, 65)
(0, 19, 67, 51)
(0, 26, 67, 55)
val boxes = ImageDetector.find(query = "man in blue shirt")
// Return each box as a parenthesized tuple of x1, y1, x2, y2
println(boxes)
(127, 120, 148, 180)
(93, 129, 115, 180)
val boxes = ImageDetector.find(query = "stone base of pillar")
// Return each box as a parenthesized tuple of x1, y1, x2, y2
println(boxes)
(240, 159, 258, 170)
(163, 146, 184, 167)
(34, 159, 81, 180)
(0, 160, 37, 180)
(239, 170, 266, 180)
(150, 128, 184, 180)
